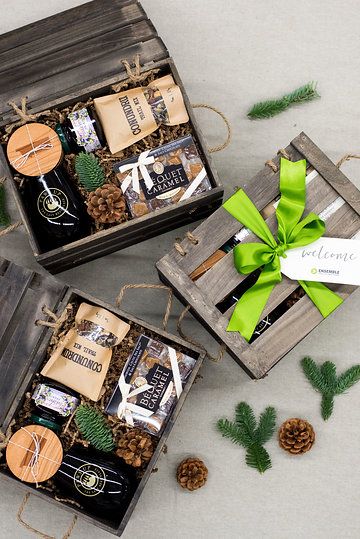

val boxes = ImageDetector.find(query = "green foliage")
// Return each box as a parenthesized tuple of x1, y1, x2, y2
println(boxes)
(75, 404, 115, 452)
(0, 183, 10, 227)
(217, 402, 276, 474)
(301, 357, 360, 420)
(75, 152, 105, 192)
(247, 82, 320, 120)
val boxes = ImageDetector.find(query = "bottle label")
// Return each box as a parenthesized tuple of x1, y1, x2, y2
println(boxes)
(68, 108, 102, 152)
(32, 384, 79, 417)
(253, 315, 272, 336)
(74, 463, 106, 497)
(37, 188, 69, 220)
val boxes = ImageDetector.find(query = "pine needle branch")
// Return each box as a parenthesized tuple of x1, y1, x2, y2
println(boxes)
(246, 444, 272, 474)
(217, 402, 276, 473)
(0, 182, 10, 227)
(301, 357, 360, 420)
(247, 82, 320, 120)
(301, 357, 327, 393)
(255, 406, 276, 445)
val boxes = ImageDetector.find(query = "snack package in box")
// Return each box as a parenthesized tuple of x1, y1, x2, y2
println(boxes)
(106, 334, 197, 436)
(115, 135, 212, 218)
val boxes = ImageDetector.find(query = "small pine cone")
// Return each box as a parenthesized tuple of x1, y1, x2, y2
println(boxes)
(116, 429, 154, 468)
(87, 183, 126, 224)
(176, 457, 208, 491)
(279, 418, 315, 455)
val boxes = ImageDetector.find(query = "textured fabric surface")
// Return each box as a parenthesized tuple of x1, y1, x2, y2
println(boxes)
(0, 1, 359, 538)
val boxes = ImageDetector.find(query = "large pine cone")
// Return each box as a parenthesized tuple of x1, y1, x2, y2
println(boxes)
(177, 457, 208, 491)
(116, 429, 154, 468)
(87, 183, 126, 224)
(279, 418, 315, 454)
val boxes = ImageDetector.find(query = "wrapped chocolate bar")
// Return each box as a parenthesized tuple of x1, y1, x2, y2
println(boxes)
(106, 335, 197, 436)
(115, 135, 212, 218)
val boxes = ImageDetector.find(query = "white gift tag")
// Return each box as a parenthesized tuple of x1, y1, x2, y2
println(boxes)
(280, 237, 360, 286)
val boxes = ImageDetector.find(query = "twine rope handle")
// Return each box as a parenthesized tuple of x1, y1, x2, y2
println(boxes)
(177, 306, 225, 363)
(191, 103, 231, 153)
(17, 493, 77, 539)
(115, 284, 173, 331)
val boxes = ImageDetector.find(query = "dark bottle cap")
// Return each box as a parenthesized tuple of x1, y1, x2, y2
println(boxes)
(30, 413, 62, 433)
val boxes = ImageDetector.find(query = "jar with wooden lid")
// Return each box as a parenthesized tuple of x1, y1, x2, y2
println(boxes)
(7, 123, 91, 252)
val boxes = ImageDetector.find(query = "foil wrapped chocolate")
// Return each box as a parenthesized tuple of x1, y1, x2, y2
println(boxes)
(114, 135, 212, 218)
(106, 335, 197, 436)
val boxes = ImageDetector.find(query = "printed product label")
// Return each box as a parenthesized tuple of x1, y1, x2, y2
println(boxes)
(32, 384, 79, 417)
(68, 108, 101, 152)
(37, 188, 68, 220)
(74, 463, 106, 497)
(141, 163, 189, 200)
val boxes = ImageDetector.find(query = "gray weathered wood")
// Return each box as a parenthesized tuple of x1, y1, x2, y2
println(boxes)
(157, 132, 360, 379)
(0, 259, 65, 426)
(292, 132, 360, 214)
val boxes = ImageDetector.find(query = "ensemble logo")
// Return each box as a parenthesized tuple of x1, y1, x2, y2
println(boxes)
(311, 268, 318, 274)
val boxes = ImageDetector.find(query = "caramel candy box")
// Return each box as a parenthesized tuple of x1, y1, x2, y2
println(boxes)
(115, 135, 212, 218)
(106, 334, 197, 436)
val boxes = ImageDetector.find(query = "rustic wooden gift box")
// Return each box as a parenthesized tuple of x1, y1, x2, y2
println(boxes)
(0, 256, 204, 536)
(0, 0, 223, 274)
(157, 133, 360, 379)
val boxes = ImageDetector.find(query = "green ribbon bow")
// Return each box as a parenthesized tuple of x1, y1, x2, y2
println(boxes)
(223, 158, 343, 342)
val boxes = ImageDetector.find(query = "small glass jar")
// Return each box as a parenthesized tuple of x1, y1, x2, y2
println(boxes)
(55, 107, 105, 154)
(31, 380, 80, 433)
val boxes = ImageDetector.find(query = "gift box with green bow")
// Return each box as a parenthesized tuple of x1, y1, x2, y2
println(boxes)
(157, 132, 360, 378)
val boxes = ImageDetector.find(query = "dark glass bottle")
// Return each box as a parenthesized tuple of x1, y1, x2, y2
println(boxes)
(31, 380, 80, 433)
(55, 447, 137, 520)
(21, 165, 91, 252)
(55, 107, 105, 154)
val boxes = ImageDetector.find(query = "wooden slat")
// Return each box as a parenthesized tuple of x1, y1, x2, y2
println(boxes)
(198, 172, 339, 304)
(0, 0, 141, 54)
(250, 284, 355, 377)
(292, 132, 360, 215)
(0, 13, 150, 74)
(0, 37, 167, 125)
(224, 199, 360, 320)
(0, 258, 66, 425)
(170, 144, 306, 275)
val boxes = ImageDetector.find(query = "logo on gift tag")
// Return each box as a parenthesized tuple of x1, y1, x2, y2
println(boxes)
(280, 237, 360, 286)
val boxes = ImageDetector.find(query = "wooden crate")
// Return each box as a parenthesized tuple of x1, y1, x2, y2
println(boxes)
(0, 256, 204, 536)
(0, 0, 223, 274)
(157, 132, 360, 379)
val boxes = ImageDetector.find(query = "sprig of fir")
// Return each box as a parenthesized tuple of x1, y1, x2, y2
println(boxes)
(301, 357, 360, 420)
(217, 402, 276, 473)
(247, 82, 320, 120)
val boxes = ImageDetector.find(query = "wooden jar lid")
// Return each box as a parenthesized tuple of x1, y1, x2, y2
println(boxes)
(7, 123, 63, 176)
(6, 425, 63, 483)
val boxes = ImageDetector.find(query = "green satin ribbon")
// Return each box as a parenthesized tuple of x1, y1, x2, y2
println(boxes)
(223, 158, 343, 342)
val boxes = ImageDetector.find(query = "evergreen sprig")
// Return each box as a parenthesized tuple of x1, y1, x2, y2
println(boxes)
(75, 404, 115, 452)
(75, 152, 105, 192)
(301, 357, 360, 420)
(217, 402, 276, 473)
(247, 82, 320, 120)
(0, 182, 10, 227)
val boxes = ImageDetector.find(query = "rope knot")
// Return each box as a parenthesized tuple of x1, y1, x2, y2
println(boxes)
(274, 243, 288, 258)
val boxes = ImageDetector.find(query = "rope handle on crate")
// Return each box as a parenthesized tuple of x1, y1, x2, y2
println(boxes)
(173, 152, 360, 257)
(17, 493, 77, 539)
(191, 103, 231, 153)
(115, 283, 173, 331)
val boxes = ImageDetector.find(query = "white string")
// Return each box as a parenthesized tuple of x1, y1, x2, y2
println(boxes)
(10, 132, 59, 173)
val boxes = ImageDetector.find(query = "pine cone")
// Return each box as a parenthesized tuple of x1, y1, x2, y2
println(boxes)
(116, 429, 154, 468)
(279, 418, 315, 454)
(87, 183, 126, 224)
(176, 457, 208, 491)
